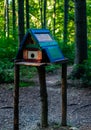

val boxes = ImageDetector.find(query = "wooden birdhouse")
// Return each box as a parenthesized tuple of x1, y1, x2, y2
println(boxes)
(16, 29, 64, 63)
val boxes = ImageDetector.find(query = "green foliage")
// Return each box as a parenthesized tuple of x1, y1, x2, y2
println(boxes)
(46, 64, 60, 73)
(20, 66, 37, 81)
(0, 60, 14, 83)
(19, 81, 35, 88)
(79, 46, 91, 86)
(0, 0, 91, 42)
(59, 40, 75, 64)
(0, 38, 18, 59)
(0, 0, 91, 84)
(79, 60, 91, 86)
(87, 1, 91, 41)
(69, 58, 91, 87)
(0, 38, 18, 83)
(0, 1, 4, 37)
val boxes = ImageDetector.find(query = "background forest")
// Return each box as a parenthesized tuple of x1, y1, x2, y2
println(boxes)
(0, 0, 91, 84)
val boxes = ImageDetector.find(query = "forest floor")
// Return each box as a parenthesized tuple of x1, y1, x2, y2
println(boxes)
(0, 66, 91, 130)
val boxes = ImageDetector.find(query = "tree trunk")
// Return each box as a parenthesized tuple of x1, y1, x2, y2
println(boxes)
(53, 0, 56, 36)
(12, 0, 16, 39)
(71, 0, 88, 79)
(43, 0, 47, 28)
(39, 0, 43, 28)
(63, 0, 69, 45)
(4, 0, 9, 37)
(26, 0, 29, 30)
(74, 0, 87, 64)
(18, 0, 25, 45)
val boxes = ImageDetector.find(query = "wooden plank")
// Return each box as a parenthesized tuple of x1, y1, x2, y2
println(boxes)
(14, 58, 68, 66)
(15, 62, 46, 66)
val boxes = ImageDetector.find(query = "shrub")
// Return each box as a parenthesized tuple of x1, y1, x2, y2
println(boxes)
(0, 38, 18, 60)
(79, 60, 91, 86)
(0, 60, 14, 83)
(0, 37, 18, 83)
(58, 40, 75, 64)
(69, 59, 91, 87)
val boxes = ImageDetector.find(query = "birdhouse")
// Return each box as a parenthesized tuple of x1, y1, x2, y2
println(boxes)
(16, 28, 64, 63)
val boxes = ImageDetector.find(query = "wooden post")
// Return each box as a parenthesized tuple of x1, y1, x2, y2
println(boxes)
(61, 63, 67, 126)
(14, 64, 20, 130)
(37, 66, 48, 127)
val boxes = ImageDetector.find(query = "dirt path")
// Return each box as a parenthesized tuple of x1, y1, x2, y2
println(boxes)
(0, 67, 91, 130)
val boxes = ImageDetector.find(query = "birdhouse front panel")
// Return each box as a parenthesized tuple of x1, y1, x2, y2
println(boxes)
(23, 49, 42, 62)
(23, 41, 42, 62)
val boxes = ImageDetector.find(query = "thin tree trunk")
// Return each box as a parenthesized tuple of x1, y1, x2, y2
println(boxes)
(12, 0, 16, 39)
(4, 0, 6, 37)
(18, 0, 25, 45)
(39, 0, 43, 28)
(4, 0, 9, 37)
(26, 0, 29, 30)
(53, 0, 56, 36)
(43, 0, 47, 28)
(63, 0, 69, 45)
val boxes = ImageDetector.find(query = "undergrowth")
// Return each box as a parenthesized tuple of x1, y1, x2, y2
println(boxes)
(69, 59, 91, 87)
(0, 37, 91, 86)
